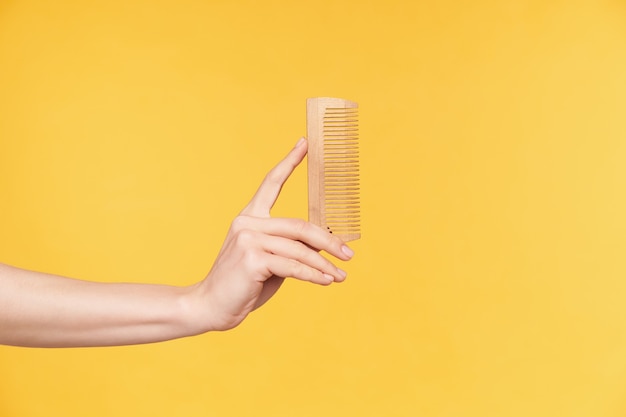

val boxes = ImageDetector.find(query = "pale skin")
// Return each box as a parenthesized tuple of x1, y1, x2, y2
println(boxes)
(0, 138, 354, 348)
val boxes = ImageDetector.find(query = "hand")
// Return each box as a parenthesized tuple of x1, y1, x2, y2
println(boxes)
(193, 138, 354, 332)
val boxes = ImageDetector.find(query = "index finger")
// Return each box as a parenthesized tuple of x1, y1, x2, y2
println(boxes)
(241, 138, 308, 217)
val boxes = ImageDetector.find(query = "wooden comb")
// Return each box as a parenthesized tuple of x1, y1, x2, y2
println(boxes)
(307, 97, 361, 242)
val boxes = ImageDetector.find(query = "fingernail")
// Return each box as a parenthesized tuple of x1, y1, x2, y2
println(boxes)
(322, 273, 334, 283)
(337, 268, 347, 279)
(341, 245, 354, 259)
(295, 137, 306, 148)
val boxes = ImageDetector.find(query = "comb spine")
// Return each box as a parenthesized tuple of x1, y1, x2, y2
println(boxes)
(307, 98, 324, 228)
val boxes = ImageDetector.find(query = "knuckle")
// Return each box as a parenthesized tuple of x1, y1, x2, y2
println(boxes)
(233, 228, 256, 247)
(299, 244, 323, 267)
(321, 256, 334, 272)
(287, 258, 306, 278)
(241, 249, 270, 276)
(292, 218, 308, 236)
(314, 223, 338, 251)
(241, 249, 263, 272)
(295, 241, 311, 260)
(329, 233, 345, 252)
(230, 215, 247, 232)
(265, 167, 284, 186)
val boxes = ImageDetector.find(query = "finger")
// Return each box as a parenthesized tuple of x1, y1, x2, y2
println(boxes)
(232, 215, 354, 262)
(263, 252, 334, 285)
(241, 138, 307, 217)
(259, 234, 347, 282)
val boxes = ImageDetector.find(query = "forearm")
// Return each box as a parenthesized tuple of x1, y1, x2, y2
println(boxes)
(0, 263, 205, 348)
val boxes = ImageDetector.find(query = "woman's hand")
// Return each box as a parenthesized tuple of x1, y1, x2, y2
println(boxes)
(193, 138, 354, 332)
(0, 138, 353, 347)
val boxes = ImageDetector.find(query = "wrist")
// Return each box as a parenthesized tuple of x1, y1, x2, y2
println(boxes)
(179, 282, 214, 336)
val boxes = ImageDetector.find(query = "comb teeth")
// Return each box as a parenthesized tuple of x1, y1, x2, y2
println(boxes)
(307, 98, 361, 242)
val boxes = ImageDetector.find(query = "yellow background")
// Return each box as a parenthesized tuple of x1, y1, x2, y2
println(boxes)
(1, 1, 626, 416)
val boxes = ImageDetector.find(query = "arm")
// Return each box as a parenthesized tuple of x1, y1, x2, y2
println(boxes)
(0, 264, 197, 347)
(0, 138, 353, 348)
